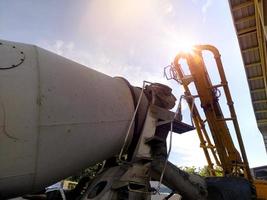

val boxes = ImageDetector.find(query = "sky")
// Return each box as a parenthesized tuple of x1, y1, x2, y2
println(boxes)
(0, 0, 266, 168)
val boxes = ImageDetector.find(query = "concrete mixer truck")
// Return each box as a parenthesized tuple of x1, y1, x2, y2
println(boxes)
(0, 39, 264, 200)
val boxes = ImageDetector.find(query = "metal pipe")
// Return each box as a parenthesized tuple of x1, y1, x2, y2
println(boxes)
(195, 45, 252, 181)
(151, 160, 207, 200)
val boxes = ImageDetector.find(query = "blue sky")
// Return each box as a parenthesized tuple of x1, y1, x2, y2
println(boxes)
(1, 0, 266, 168)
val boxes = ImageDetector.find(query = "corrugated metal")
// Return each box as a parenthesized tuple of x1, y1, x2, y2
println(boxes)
(254, 102, 267, 111)
(249, 78, 265, 90)
(239, 32, 258, 48)
(245, 63, 262, 77)
(256, 112, 267, 120)
(229, 0, 267, 152)
(251, 90, 266, 101)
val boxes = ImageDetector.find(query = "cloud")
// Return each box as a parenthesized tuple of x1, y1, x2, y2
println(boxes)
(202, 0, 212, 14)
(38, 40, 89, 65)
(78, 0, 189, 63)
(37, 39, 169, 87)
(46, 40, 74, 56)
(190, 0, 213, 22)
(168, 130, 207, 167)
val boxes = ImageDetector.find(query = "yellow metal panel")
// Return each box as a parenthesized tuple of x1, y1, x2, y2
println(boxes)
(254, 180, 267, 200)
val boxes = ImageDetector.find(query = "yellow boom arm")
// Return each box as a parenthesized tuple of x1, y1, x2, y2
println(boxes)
(171, 45, 251, 179)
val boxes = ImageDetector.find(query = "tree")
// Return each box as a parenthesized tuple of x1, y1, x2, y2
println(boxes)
(180, 165, 223, 177)
(180, 166, 198, 174)
(198, 165, 210, 177)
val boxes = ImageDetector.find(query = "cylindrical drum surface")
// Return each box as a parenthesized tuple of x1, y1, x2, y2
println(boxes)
(0, 40, 135, 198)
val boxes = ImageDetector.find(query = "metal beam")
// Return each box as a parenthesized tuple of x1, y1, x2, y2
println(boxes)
(231, 1, 254, 12)
(255, 109, 267, 114)
(238, 26, 257, 36)
(235, 15, 256, 24)
(245, 61, 261, 68)
(253, 99, 267, 104)
(250, 88, 266, 93)
(254, 4, 267, 114)
(242, 46, 259, 53)
(258, 119, 267, 125)
(248, 76, 264, 81)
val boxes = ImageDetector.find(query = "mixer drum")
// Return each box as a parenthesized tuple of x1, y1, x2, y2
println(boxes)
(0, 40, 136, 198)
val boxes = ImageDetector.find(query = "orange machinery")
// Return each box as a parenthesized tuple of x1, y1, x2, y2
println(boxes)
(169, 45, 267, 199)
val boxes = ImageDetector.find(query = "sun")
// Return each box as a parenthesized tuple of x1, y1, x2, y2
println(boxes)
(170, 35, 196, 55)
(163, 30, 197, 59)
(176, 39, 195, 54)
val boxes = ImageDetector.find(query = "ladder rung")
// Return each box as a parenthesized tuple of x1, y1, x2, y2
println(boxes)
(217, 118, 235, 121)
(207, 145, 215, 149)
(200, 144, 216, 149)
(212, 83, 227, 88)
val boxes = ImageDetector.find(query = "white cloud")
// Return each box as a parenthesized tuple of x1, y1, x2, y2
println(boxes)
(202, 0, 212, 14)
(37, 39, 169, 87)
(78, 0, 189, 64)
(39, 40, 74, 56)
(190, 0, 213, 22)
(168, 130, 207, 167)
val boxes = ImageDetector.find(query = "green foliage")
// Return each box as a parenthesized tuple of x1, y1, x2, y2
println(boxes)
(180, 166, 198, 174)
(198, 165, 210, 177)
(180, 165, 223, 177)
(67, 163, 103, 182)
(213, 166, 223, 176)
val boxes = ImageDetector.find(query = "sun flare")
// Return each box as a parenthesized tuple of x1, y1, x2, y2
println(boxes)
(163, 30, 197, 60)
(176, 39, 195, 54)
